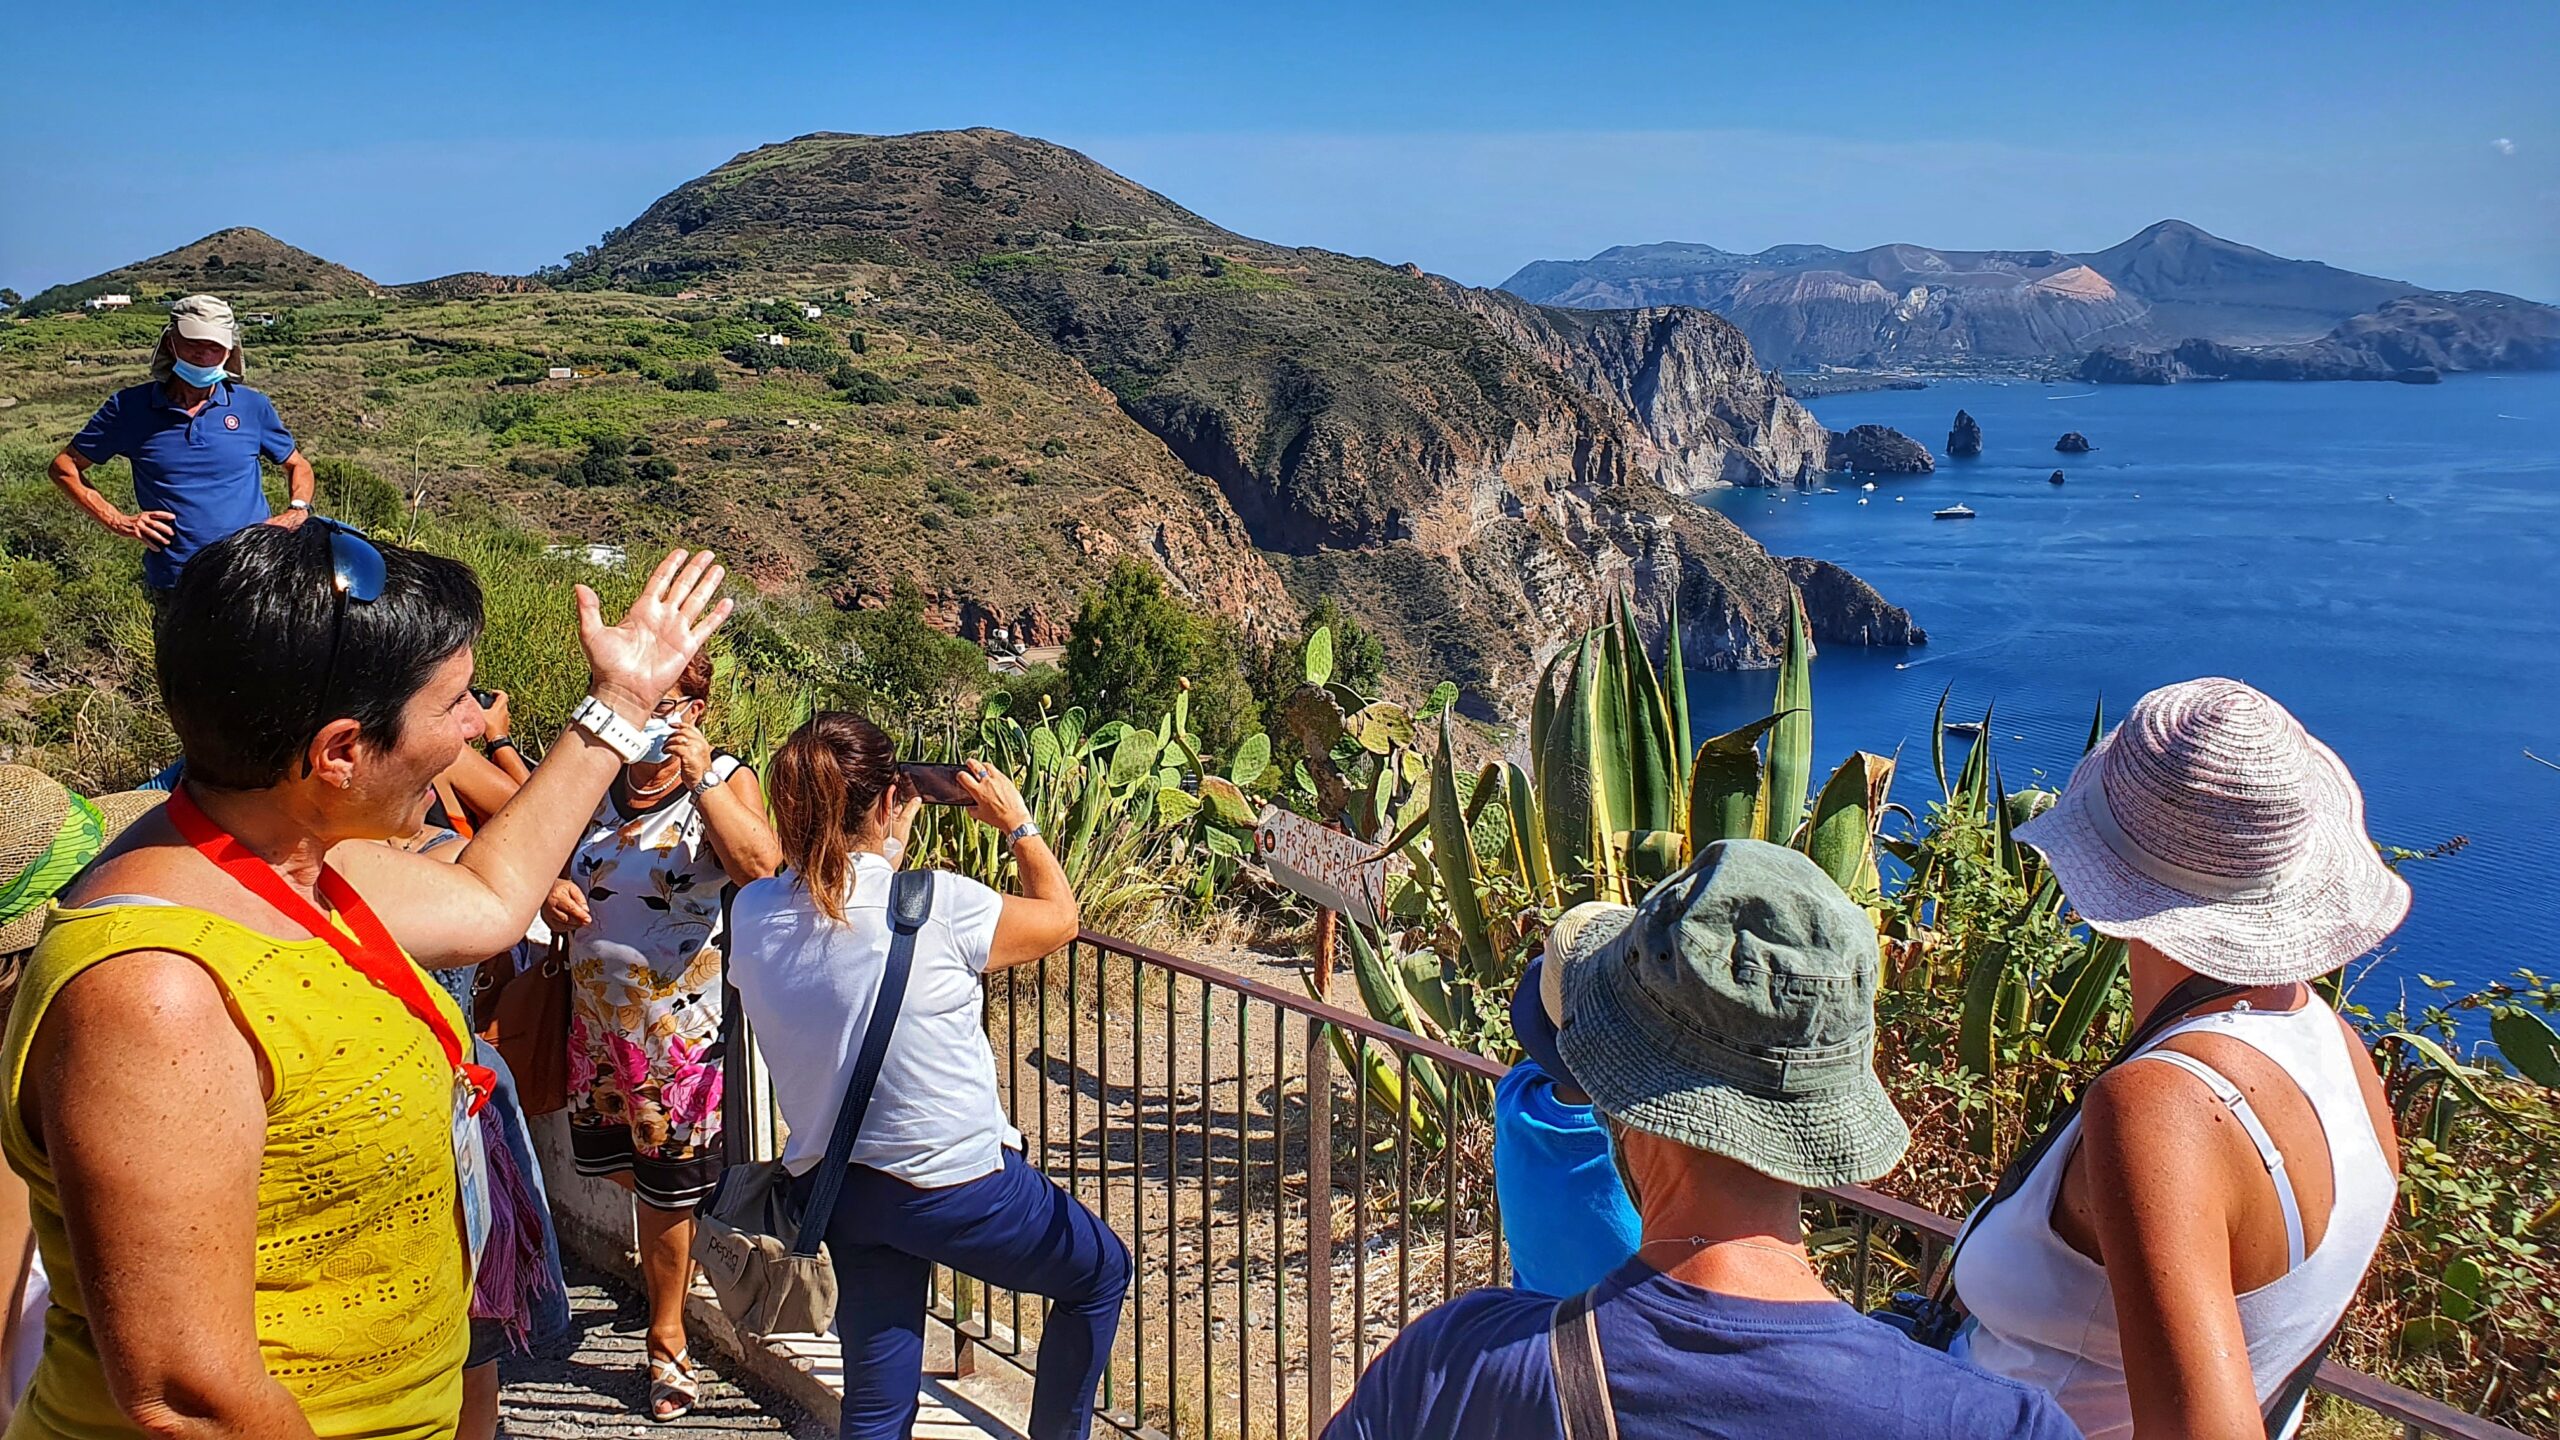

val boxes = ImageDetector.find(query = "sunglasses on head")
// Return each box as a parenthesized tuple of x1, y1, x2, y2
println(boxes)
(307, 518, 386, 771)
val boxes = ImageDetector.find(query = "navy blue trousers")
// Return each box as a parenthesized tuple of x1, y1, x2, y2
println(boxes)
(804, 1149, 1129, 1440)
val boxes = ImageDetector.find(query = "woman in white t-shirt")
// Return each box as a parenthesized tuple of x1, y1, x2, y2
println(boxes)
(727, 712, 1126, 1440)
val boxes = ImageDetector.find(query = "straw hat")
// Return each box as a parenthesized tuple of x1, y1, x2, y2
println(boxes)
(2014, 678, 2409, 985)
(1, 768, 161, 954)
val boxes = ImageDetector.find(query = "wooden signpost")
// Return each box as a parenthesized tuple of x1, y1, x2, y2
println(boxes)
(1252, 805, 1392, 930)
(1250, 805, 1400, 1422)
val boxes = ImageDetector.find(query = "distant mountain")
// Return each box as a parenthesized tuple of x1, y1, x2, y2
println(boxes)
(19, 227, 379, 315)
(1500, 222, 2554, 377)
(2081, 290, 2560, 384)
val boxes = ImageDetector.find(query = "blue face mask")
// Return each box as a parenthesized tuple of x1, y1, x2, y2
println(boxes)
(170, 356, 228, 388)
(637, 717, 678, 765)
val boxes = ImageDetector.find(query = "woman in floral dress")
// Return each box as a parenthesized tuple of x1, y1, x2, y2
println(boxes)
(542, 651, 779, 1419)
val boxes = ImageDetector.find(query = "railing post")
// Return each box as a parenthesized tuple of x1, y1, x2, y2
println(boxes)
(1305, 908, 1338, 1434)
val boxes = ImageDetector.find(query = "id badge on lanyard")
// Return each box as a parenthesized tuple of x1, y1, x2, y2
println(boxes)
(452, 1072, 493, 1284)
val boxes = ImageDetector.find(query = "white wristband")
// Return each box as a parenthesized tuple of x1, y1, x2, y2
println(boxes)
(569, 695, 648, 764)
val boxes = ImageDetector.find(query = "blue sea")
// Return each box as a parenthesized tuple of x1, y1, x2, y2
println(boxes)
(1688, 373, 2560, 1007)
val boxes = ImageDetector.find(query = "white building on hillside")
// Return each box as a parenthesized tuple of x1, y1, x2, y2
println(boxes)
(86, 294, 132, 310)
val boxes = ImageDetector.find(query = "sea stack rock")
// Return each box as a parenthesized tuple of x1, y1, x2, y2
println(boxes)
(1947, 409, 1983, 458)
(1828, 424, 1936, 475)
(2049, 469, 2066, 485)
(1781, 558, 1927, 647)
(2055, 432, 2093, 454)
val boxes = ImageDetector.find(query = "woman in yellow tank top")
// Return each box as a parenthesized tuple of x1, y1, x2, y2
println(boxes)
(0, 523, 729, 1440)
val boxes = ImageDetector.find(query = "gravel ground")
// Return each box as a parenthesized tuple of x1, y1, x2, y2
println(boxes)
(496, 1268, 831, 1440)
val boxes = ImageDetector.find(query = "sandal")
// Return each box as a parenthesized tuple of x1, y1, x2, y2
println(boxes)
(647, 1349, 701, 1423)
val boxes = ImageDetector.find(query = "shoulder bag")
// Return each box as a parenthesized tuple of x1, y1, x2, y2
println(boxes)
(692, 868, 932, 1341)
(477, 934, 571, 1116)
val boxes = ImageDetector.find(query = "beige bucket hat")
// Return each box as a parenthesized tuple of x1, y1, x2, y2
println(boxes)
(153, 295, 245, 384)
(2015, 678, 2410, 985)
(1, 768, 162, 954)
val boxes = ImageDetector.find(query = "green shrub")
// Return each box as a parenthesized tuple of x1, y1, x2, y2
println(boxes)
(848, 581, 983, 712)
(1063, 558, 1260, 750)
(0, 556, 53, 662)
(837, 369, 899, 405)
(664, 363, 722, 392)
(480, 393, 540, 435)
(310, 457, 408, 532)
(563, 434, 629, 488)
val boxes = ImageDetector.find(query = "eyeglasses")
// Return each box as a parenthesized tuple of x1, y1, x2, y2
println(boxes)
(307, 518, 386, 771)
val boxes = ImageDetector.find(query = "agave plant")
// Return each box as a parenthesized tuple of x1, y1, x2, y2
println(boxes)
(1884, 694, 2143, 1156)
(1327, 586, 1905, 1150)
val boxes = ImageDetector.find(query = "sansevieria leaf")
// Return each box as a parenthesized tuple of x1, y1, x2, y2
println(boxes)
(1540, 633, 1610, 903)
(1431, 714, 1496, 980)
(1762, 591, 1814, 844)
(2490, 1006, 2560, 1092)
(1689, 715, 1780, 848)
(1665, 591, 1693, 793)
(1803, 752, 1895, 893)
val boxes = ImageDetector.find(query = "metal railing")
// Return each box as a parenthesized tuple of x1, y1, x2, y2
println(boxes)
(748, 926, 2531, 1440)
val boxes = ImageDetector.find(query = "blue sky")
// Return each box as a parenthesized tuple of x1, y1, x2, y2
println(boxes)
(5, 1, 2554, 297)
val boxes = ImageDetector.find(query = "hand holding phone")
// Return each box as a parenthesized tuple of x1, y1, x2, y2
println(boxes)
(897, 762, 976, 805)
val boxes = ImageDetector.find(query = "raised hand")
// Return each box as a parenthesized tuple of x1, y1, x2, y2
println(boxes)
(574, 549, 731, 720)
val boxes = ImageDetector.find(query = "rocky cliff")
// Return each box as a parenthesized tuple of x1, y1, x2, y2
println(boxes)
(1829, 425, 1935, 474)
(1782, 558, 1927, 648)
(2081, 291, 2560, 384)
(1947, 409, 1982, 458)
(1432, 284, 1833, 489)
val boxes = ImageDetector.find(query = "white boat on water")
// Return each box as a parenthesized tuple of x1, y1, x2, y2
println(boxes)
(1933, 503, 1977, 520)
(1857, 496, 1869, 505)
(1861, 482, 1877, 492)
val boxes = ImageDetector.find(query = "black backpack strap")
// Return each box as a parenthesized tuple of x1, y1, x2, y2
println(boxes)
(1931, 973, 2248, 1305)
(789, 869, 933, 1256)
(1548, 1289, 1619, 1440)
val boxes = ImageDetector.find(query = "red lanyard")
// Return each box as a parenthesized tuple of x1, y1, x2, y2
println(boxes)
(167, 787, 493, 1113)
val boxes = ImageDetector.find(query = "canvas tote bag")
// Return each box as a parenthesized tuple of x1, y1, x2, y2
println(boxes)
(693, 869, 930, 1340)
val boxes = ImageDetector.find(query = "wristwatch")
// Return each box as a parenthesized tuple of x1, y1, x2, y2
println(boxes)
(1002, 820, 1042, 851)
(287, 498, 312, 512)
(691, 765, 729, 797)
(485, 735, 516, 755)
(569, 695, 649, 764)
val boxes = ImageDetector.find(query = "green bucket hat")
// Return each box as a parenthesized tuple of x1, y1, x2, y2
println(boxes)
(1554, 838, 1909, 1190)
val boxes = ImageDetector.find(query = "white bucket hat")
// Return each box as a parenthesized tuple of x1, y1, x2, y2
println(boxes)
(2015, 677, 2410, 985)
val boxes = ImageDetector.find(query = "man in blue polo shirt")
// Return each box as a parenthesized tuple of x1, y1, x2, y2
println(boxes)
(47, 294, 315, 599)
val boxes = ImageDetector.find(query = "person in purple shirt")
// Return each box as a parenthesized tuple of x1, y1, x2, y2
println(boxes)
(48, 294, 315, 598)
(1324, 840, 2082, 1440)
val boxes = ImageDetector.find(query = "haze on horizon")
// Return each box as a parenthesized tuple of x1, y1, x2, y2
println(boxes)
(3, 0, 2554, 300)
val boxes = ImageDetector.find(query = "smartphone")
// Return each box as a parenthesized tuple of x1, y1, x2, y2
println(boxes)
(470, 687, 498, 708)
(898, 762, 976, 805)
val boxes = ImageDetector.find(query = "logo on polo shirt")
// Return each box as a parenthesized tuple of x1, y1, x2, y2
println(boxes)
(224, 414, 240, 430)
